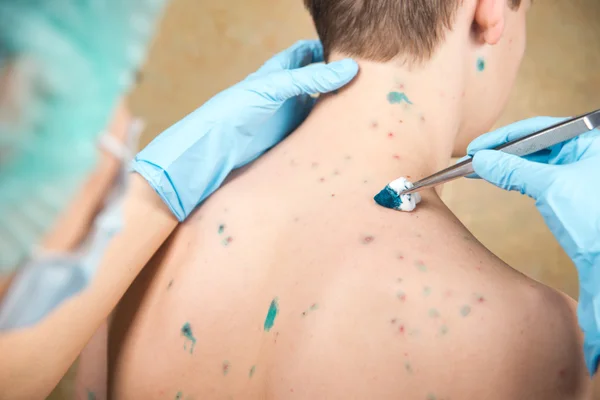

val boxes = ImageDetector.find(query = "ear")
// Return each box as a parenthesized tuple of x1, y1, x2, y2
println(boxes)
(474, 0, 507, 45)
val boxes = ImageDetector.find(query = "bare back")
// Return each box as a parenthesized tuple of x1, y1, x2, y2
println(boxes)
(109, 114, 590, 399)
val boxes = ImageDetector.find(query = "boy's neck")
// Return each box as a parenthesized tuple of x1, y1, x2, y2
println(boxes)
(295, 54, 470, 184)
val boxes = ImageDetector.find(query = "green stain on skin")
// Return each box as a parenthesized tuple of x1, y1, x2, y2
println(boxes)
(181, 322, 197, 354)
(415, 261, 427, 272)
(264, 298, 279, 331)
(423, 286, 432, 297)
(439, 325, 449, 336)
(175, 392, 183, 400)
(477, 57, 485, 71)
(460, 305, 472, 317)
(427, 394, 437, 400)
(428, 308, 440, 318)
(218, 224, 225, 234)
(302, 303, 319, 317)
(387, 91, 413, 105)
(397, 290, 406, 301)
(222, 360, 231, 376)
(249, 365, 256, 378)
(87, 390, 96, 400)
(404, 362, 413, 374)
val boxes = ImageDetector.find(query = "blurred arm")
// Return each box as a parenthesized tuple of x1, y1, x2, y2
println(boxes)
(74, 320, 109, 400)
(0, 173, 177, 400)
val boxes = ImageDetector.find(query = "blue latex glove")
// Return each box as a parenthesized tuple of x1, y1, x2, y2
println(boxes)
(133, 40, 358, 221)
(466, 116, 600, 375)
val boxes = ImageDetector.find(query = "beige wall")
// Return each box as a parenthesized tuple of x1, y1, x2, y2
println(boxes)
(50, 0, 600, 398)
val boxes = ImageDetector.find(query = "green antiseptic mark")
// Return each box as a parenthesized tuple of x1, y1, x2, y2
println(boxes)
(264, 298, 279, 331)
(181, 322, 197, 354)
(387, 91, 413, 105)
(460, 305, 472, 317)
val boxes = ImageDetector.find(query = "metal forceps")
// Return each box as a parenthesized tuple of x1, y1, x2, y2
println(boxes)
(399, 108, 600, 196)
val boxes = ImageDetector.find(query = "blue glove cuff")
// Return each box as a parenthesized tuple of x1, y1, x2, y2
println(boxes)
(133, 126, 237, 222)
(578, 286, 600, 376)
(132, 159, 186, 221)
(583, 338, 600, 376)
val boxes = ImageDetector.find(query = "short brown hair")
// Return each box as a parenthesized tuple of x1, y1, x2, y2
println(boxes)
(304, 0, 522, 62)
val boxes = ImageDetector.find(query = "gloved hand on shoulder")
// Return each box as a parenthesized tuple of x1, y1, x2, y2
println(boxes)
(467, 116, 600, 375)
(133, 40, 359, 221)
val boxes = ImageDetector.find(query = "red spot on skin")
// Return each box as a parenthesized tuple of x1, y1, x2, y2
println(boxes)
(311, 162, 319, 168)
(393, 154, 401, 160)
(388, 132, 395, 138)
(558, 368, 566, 378)
(290, 389, 294, 393)
(398, 255, 404, 260)
(225, 237, 233, 244)
(440, 90, 446, 98)
(477, 295, 485, 303)
(529, 284, 536, 288)
(399, 120, 403, 124)
(319, 177, 325, 183)
(333, 169, 340, 175)
(363, 235, 375, 244)
(420, 116, 426, 122)
(461, 90, 466, 98)
(398, 293, 407, 302)
(399, 325, 406, 334)
(331, 193, 335, 197)
(371, 122, 379, 129)
(444, 290, 453, 298)
(391, 318, 397, 324)
(404, 352, 408, 357)
(406, 175, 411, 179)
(398, 84, 405, 90)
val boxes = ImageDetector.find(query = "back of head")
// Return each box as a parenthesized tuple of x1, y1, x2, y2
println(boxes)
(304, 0, 522, 63)
(303, 0, 528, 156)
